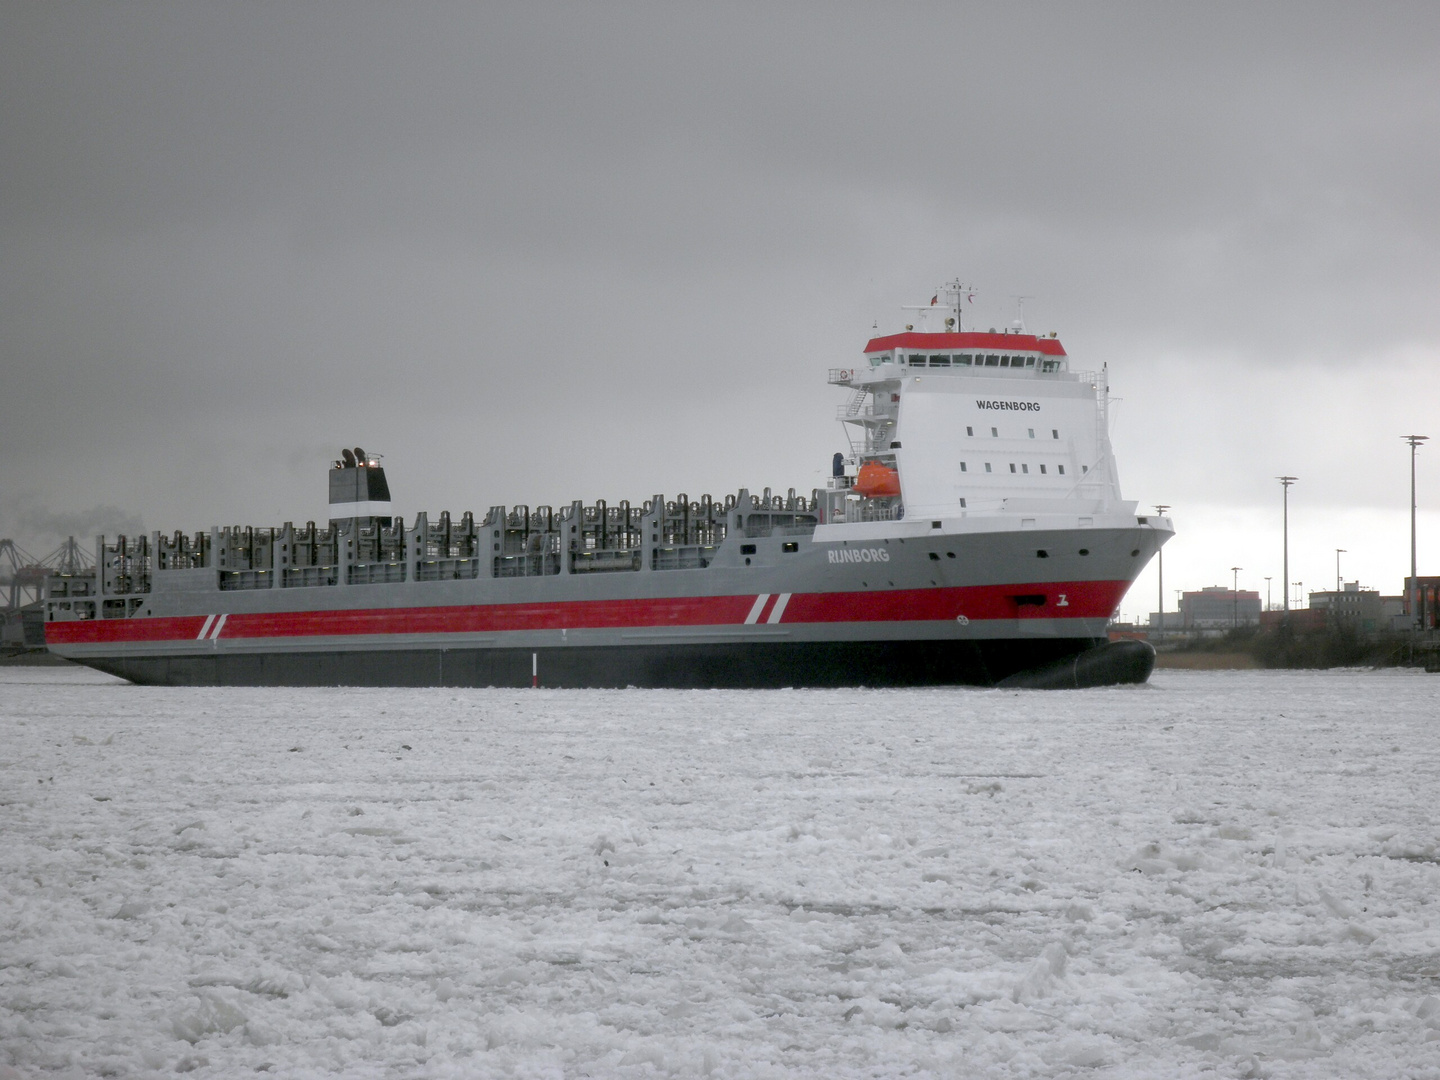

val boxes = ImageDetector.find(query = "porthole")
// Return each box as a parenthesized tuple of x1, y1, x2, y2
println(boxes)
(1036, 550, 1049, 558)
(946, 552, 956, 559)
(929, 552, 940, 561)
(1079, 548, 1089, 556)
(1131, 549, 1141, 557)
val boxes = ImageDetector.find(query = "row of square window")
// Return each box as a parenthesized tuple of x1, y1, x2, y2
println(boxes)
(904, 353, 1063, 372)
(961, 462, 1086, 475)
(968, 426, 1060, 439)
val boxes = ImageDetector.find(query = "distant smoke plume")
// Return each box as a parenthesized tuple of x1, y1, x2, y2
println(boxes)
(0, 492, 145, 556)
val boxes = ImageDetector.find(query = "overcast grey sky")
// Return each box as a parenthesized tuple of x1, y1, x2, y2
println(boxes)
(3, 2, 1438, 609)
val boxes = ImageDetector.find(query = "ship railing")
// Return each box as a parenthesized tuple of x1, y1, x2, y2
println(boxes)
(219, 569, 277, 591)
(652, 545, 718, 572)
(283, 565, 338, 588)
(414, 557, 481, 582)
(742, 512, 819, 538)
(859, 504, 900, 522)
(348, 562, 406, 586)
(492, 553, 562, 578)
(571, 549, 643, 574)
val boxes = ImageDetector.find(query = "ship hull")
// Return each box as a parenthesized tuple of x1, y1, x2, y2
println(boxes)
(47, 522, 1168, 688)
(74, 635, 1105, 689)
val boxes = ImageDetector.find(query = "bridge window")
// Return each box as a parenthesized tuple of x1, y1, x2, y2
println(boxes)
(984, 354, 1000, 366)
(956, 353, 972, 365)
(908, 354, 925, 366)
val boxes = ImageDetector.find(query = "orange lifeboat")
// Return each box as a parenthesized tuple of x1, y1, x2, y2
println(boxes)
(853, 461, 901, 498)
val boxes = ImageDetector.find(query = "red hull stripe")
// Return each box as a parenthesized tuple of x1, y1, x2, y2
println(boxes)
(44, 581, 1128, 646)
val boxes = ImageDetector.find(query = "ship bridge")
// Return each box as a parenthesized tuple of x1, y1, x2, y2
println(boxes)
(824, 299, 1128, 527)
(857, 330, 1070, 375)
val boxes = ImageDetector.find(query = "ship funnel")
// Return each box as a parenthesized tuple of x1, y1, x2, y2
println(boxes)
(329, 446, 393, 528)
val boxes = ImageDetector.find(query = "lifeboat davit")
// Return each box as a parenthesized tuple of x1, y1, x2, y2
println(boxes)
(854, 461, 901, 498)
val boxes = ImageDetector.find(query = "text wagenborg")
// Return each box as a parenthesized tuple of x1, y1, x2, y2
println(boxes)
(976, 400, 1041, 411)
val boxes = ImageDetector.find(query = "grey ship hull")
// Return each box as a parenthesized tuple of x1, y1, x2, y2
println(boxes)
(48, 522, 1163, 688)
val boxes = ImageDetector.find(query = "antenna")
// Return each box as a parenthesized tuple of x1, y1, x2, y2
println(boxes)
(902, 279, 974, 331)
(1012, 295, 1033, 333)
(943, 279, 974, 332)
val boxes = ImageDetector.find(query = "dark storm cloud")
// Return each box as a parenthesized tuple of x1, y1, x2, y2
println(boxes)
(2, 3, 1438, 594)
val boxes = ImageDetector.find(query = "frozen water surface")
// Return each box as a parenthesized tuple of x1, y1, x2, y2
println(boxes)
(2, 667, 1439, 1078)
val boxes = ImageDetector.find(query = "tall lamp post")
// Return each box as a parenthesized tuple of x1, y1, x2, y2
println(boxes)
(1335, 549, 1345, 593)
(1278, 477, 1297, 614)
(1231, 566, 1242, 627)
(1402, 436, 1428, 630)
(1154, 504, 1170, 638)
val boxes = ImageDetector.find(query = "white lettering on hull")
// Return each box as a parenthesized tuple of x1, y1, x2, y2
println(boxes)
(826, 548, 891, 565)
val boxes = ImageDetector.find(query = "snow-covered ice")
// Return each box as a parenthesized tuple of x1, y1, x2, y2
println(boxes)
(2, 666, 1439, 1078)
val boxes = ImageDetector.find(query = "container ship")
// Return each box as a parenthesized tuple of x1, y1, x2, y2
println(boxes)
(44, 283, 1172, 688)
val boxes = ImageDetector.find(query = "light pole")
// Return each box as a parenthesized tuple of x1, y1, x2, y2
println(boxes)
(1402, 436, 1428, 630)
(1231, 566, 1242, 628)
(1154, 504, 1170, 637)
(1264, 576, 1271, 612)
(1335, 549, 1345, 593)
(1278, 477, 1297, 614)
(1295, 581, 1303, 609)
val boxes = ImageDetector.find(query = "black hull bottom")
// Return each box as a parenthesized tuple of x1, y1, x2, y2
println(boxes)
(996, 639, 1156, 689)
(79, 637, 1115, 689)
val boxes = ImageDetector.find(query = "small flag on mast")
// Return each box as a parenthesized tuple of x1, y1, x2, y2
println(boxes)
(930, 295, 938, 306)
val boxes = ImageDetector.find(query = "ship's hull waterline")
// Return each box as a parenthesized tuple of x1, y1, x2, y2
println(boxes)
(75, 637, 1108, 689)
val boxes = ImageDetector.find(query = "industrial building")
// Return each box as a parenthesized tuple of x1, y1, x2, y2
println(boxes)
(1177, 586, 1261, 629)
